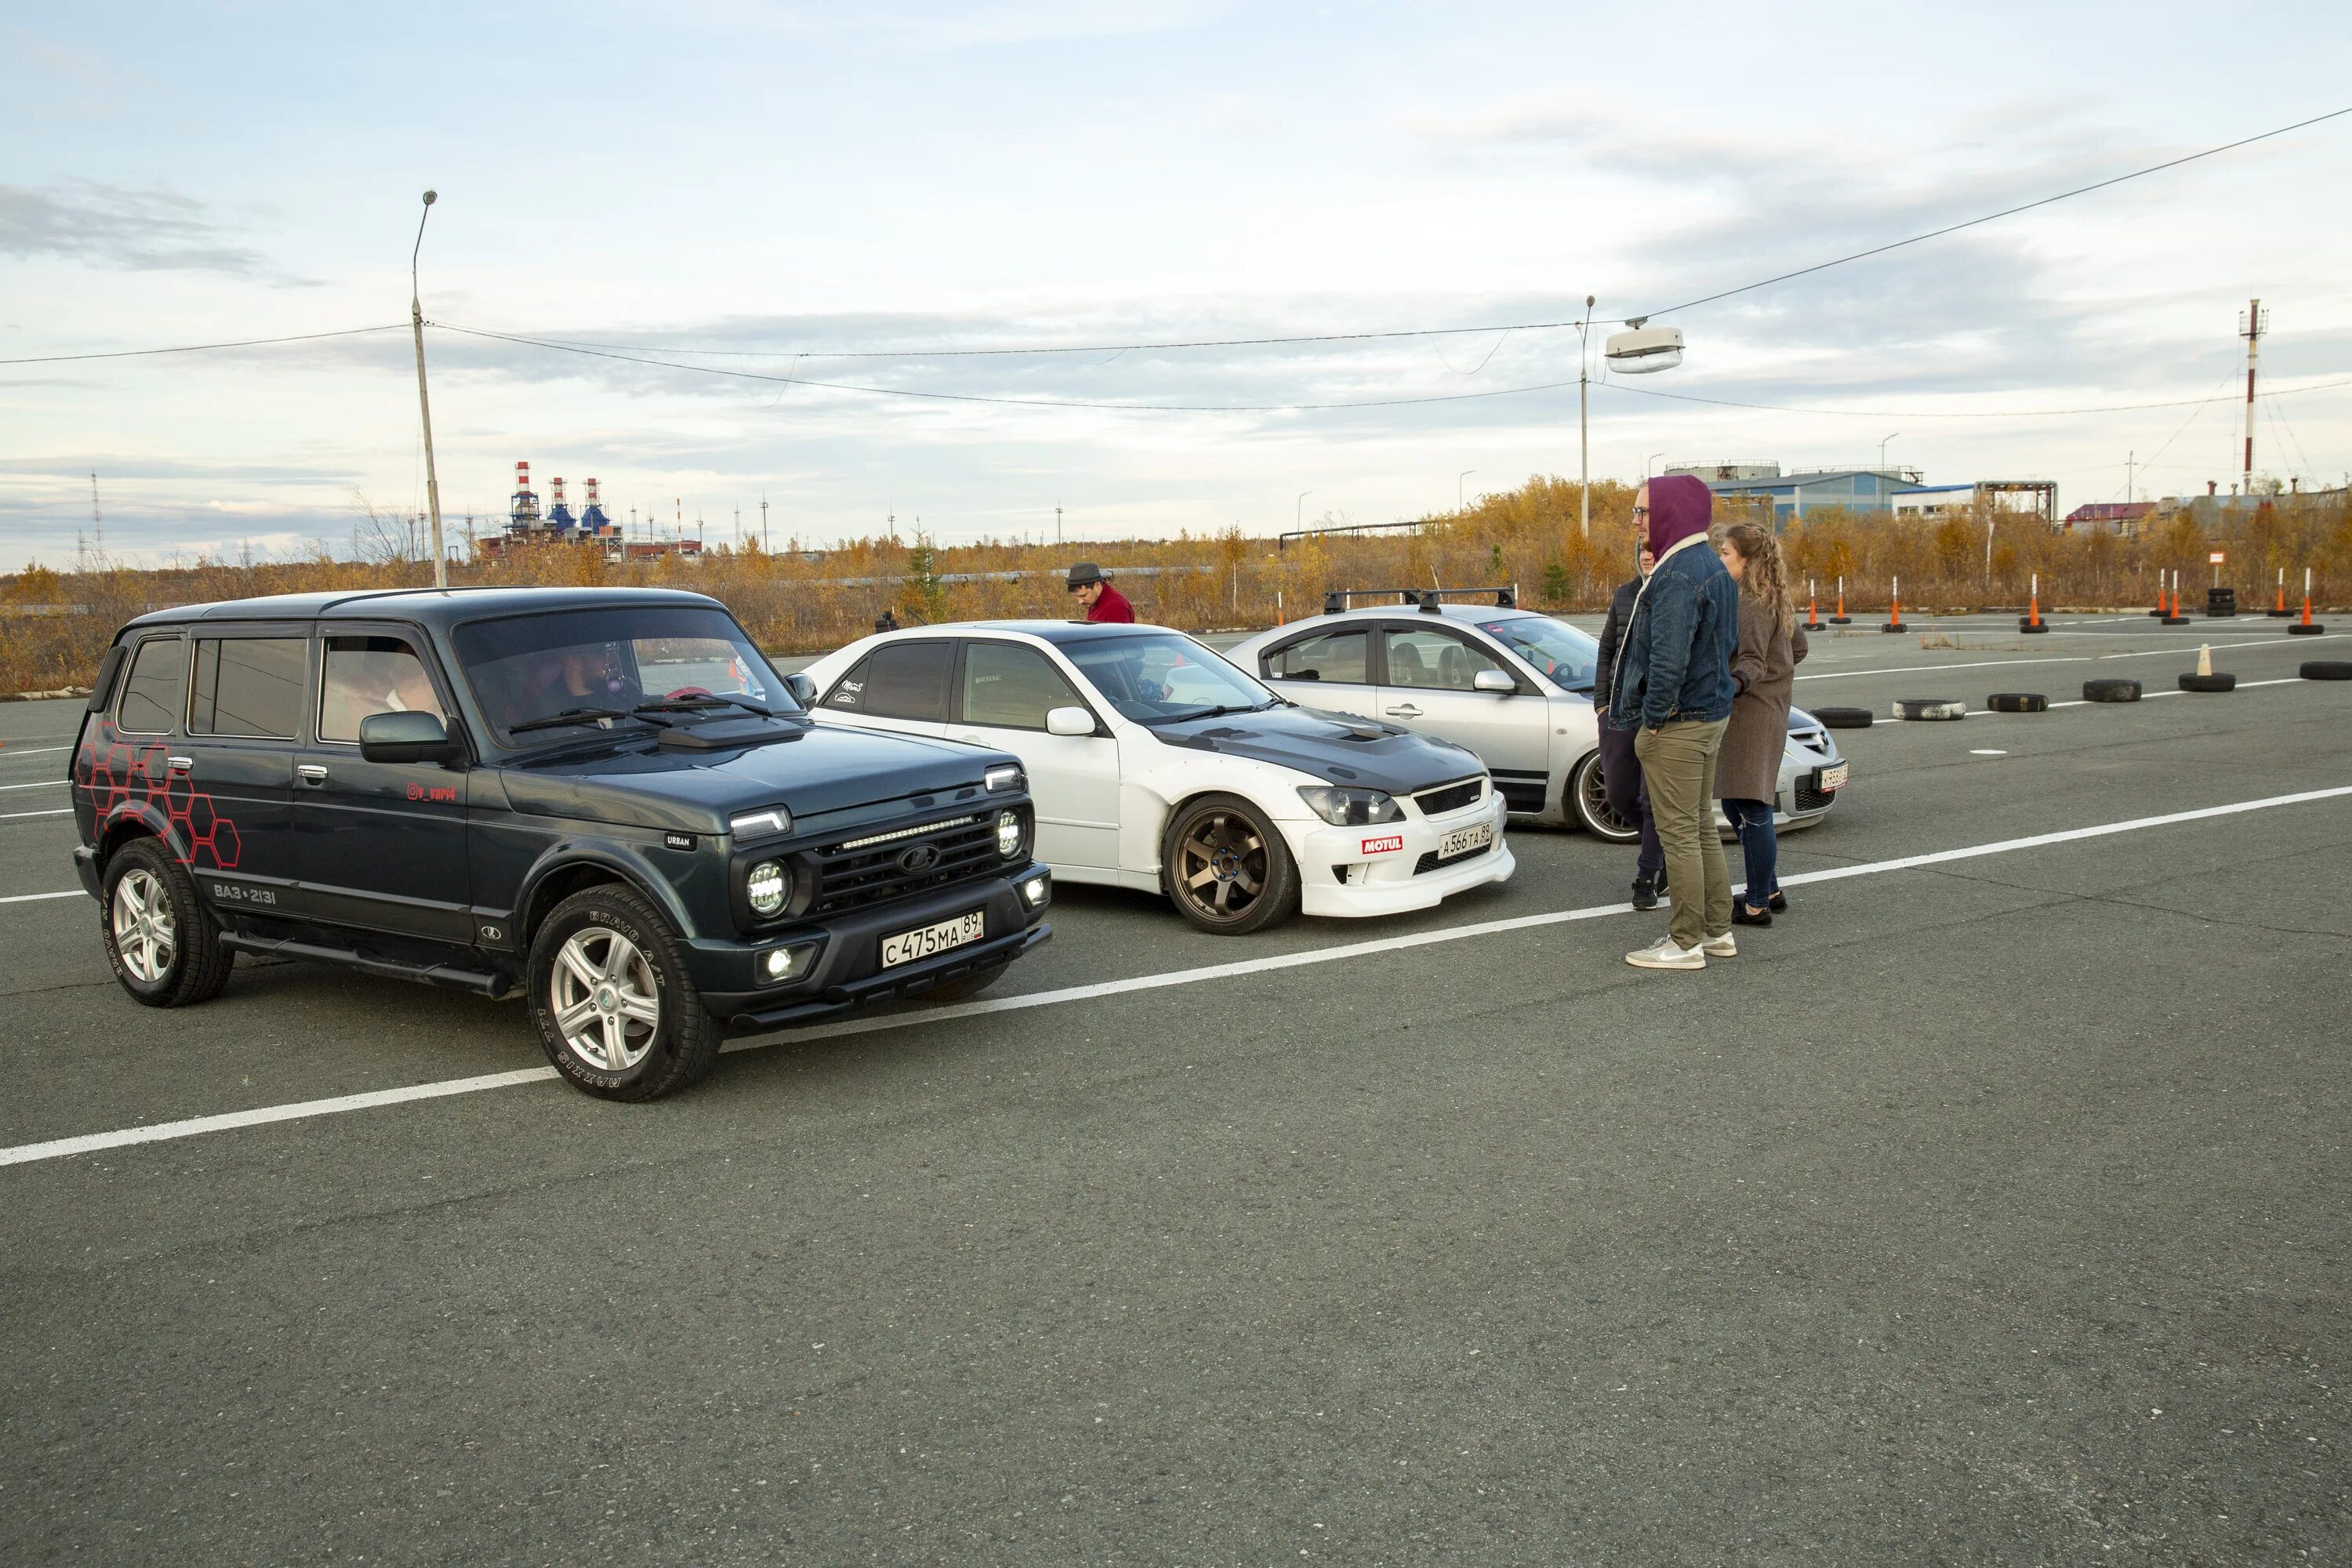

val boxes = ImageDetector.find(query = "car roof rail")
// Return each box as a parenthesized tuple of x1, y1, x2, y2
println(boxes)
(1321, 585, 1517, 615)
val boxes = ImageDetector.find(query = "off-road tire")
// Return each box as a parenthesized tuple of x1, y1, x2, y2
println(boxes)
(1568, 752, 1641, 844)
(1987, 692, 2047, 713)
(2083, 678, 2143, 703)
(2299, 660, 2352, 681)
(1162, 793, 1301, 935)
(100, 836, 234, 1007)
(2177, 673, 2236, 693)
(528, 883, 720, 1101)
(1813, 706, 1875, 730)
(1893, 697, 1967, 721)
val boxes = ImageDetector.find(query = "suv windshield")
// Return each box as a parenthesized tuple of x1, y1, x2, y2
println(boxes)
(1478, 615, 1597, 691)
(455, 605, 794, 743)
(1065, 632, 1277, 724)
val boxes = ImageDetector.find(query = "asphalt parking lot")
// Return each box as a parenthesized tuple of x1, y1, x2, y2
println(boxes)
(2, 612, 2347, 1565)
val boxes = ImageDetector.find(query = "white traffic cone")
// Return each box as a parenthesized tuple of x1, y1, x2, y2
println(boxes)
(2197, 644, 2213, 677)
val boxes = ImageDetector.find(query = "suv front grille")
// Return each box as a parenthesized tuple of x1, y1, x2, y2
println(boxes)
(1414, 777, 1485, 818)
(811, 811, 1004, 915)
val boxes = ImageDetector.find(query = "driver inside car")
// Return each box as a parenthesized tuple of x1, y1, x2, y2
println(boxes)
(510, 644, 630, 727)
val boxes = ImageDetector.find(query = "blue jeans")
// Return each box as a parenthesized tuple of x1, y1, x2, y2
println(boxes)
(1722, 797, 1777, 907)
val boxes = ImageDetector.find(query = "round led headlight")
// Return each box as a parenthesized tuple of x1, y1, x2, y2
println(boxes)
(995, 809, 1023, 859)
(746, 858, 788, 916)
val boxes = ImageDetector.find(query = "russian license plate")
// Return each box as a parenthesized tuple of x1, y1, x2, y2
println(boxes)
(882, 909, 985, 968)
(1815, 762, 1849, 793)
(1437, 822, 1494, 860)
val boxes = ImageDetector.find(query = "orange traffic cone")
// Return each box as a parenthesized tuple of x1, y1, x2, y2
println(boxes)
(2270, 568, 2289, 617)
(2162, 568, 2189, 626)
(1806, 579, 1824, 631)
(1881, 575, 1905, 633)
(1830, 575, 1850, 625)
(2020, 572, 2047, 633)
(2289, 567, 2327, 636)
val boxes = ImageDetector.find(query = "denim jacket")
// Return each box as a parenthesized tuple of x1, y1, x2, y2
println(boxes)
(1603, 537, 1740, 731)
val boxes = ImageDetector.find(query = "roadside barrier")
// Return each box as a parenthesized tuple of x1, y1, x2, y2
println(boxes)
(2303, 660, 2352, 681)
(1893, 697, 1966, 720)
(2288, 568, 2326, 636)
(1881, 575, 1905, 633)
(1814, 706, 1875, 729)
(2270, 568, 2291, 617)
(2019, 572, 2048, 634)
(2161, 569, 2190, 626)
(2178, 644, 2235, 693)
(2083, 678, 2143, 703)
(1830, 575, 1851, 624)
(1805, 579, 1824, 631)
(1987, 692, 2048, 713)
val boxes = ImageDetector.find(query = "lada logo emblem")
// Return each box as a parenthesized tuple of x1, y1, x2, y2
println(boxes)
(897, 844, 942, 873)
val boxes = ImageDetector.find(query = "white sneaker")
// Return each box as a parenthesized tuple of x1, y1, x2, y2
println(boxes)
(1700, 931, 1737, 957)
(1626, 935, 1706, 970)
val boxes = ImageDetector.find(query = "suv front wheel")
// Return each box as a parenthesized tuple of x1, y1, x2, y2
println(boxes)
(528, 884, 720, 1100)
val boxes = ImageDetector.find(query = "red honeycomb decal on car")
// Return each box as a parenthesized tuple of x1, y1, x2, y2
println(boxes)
(74, 717, 241, 870)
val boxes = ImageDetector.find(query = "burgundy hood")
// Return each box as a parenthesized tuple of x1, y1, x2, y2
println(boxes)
(1646, 474, 1714, 555)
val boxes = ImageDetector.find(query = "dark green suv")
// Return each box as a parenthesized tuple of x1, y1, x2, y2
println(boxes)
(71, 586, 1053, 1099)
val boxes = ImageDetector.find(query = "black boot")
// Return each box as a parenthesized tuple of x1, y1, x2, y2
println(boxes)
(1630, 873, 1660, 911)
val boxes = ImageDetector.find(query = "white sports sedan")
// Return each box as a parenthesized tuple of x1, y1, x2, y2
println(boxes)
(1225, 595, 1846, 840)
(796, 621, 1514, 934)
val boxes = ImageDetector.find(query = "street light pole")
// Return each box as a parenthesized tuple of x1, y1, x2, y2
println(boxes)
(1297, 490, 1312, 532)
(1578, 296, 1594, 538)
(1645, 452, 1666, 481)
(1878, 431, 1900, 474)
(1457, 470, 1475, 511)
(409, 191, 448, 588)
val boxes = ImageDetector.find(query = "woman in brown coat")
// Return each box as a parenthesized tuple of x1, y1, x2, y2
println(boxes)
(1715, 522, 1807, 926)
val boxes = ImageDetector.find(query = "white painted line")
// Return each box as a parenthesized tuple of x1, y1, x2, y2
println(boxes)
(1969, 750, 2008, 756)
(1802, 631, 2350, 683)
(1867, 673, 2321, 721)
(0, 889, 86, 903)
(1, 808, 74, 821)
(4, 782, 2350, 1171)
(0, 780, 66, 792)
(0, 745, 73, 757)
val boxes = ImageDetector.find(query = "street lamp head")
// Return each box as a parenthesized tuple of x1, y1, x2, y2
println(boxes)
(422, 190, 437, 206)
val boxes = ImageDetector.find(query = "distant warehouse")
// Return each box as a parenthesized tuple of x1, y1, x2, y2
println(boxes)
(1666, 463, 2057, 527)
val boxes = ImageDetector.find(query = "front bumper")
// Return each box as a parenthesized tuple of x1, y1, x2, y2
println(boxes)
(1293, 791, 1514, 918)
(693, 861, 1053, 1033)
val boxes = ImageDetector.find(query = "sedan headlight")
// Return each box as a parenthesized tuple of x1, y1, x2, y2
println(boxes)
(1297, 786, 1404, 826)
(746, 859, 789, 916)
(996, 808, 1025, 859)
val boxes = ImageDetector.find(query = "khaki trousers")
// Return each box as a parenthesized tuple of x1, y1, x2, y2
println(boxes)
(1634, 718, 1732, 949)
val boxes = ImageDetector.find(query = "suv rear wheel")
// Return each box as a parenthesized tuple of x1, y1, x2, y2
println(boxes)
(101, 837, 234, 1007)
(528, 884, 720, 1100)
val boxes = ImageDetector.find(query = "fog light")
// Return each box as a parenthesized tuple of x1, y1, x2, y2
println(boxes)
(746, 859, 787, 916)
(759, 943, 815, 984)
(996, 809, 1022, 858)
(1020, 873, 1049, 907)
(762, 947, 796, 978)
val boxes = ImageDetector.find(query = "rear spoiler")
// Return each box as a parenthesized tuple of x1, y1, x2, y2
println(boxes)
(1321, 584, 1517, 615)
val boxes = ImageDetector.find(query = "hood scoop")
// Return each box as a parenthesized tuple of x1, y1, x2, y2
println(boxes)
(656, 717, 806, 752)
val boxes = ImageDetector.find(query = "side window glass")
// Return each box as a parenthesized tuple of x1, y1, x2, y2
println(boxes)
(190, 637, 307, 739)
(116, 638, 186, 735)
(1267, 630, 1367, 684)
(823, 642, 951, 721)
(961, 641, 1082, 730)
(1384, 628, 1504, 691)
(321, 634, 448, 743)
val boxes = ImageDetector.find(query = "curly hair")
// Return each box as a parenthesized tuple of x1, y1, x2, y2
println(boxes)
(1721, 521, 1793, 633)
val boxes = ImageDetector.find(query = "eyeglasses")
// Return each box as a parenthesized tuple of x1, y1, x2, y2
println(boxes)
(1630, 506, 1650, 518)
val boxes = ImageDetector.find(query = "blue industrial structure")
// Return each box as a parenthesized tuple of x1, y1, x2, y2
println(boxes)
(1670, 465, 1921, 521)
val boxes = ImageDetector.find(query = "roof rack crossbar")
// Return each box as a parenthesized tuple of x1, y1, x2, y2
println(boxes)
(1321, 584, 1518, 615)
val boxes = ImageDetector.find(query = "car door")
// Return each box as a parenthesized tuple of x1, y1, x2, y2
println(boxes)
(946, 637, 1121, 871)
(292, 623, 474, 944)
(814, 639, 956, 739)
(1374, 623, 1552, 800)
(1251, 625, 1381, 721)
(179, 626, 307, 909)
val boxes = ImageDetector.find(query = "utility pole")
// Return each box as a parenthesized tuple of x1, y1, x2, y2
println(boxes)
(1578, 295, 1594, 538)
(89, 473, 102, 552)
(2126, 451, 2135, 505)
(2239, 297, 2267, 495)
(735, 508, 742, 549)
(1055, 504, 1062, 544)
(1296, 491, 1312, 532)
(409, 191, 448, 588)
(760, 494, 770, 554)
(1458, 470, 1475, 510)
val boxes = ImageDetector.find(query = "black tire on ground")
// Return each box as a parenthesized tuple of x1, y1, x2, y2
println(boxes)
(2177, 673, 2236, 693)
(2287, 622, 2328, 636)
(1568, 751, 1641, 844)
(1813, 706, 1875, 730)
(100, 835, 234, 1007)
(2017, 619, 2049, 633)
(1892, 697, 1967, 720)
(527, 882, 720, 1101)
(2161, 615, 2191, 626)
(1828, 615, 1852, 624)
(2299, 660, 2352, 680)
(2083, 678, 2143, 703)
(1987, 692, 2048, 713)
(1879, 622, 1907, 633)
(1163, 793, 1301, 935)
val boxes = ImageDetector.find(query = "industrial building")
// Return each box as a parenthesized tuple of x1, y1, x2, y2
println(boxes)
(1665, 462, 2058, 527)
(474, 462, 703, 563)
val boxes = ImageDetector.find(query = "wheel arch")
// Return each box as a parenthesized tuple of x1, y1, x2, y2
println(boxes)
(514, 848, 691, 950)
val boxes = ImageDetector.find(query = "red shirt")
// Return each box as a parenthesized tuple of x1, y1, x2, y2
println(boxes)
(1085, 583, 1136, 623)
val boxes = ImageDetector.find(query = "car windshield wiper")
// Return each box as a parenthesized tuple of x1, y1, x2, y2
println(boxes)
(506, 706, 655, 735)
(634, 695, 774, 718)
(1160, 701, 1267, 723)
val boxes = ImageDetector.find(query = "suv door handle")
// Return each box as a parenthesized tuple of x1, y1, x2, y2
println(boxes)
(1385, 704, 1421, 718)
(297, 764, 328, 785)
(167, 755, 193, 773)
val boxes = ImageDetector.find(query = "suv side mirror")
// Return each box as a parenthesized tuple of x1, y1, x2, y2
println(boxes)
(1045, 706, 1098, 737)
(783, 672, 818, 706)
(1472, 668, 1516, 694)
(360, 710, 465, 766)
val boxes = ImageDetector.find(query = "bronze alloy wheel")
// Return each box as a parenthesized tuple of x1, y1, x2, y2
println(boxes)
(1163, 795, 1300, 935)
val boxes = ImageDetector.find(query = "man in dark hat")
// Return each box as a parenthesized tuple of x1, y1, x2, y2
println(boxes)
(1066, 562, 1134, 623)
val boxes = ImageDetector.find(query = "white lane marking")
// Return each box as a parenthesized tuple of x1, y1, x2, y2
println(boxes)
(5, 782, 2350, 1171)
(1, 808, 74, 821)
(1867, 675, 2318, 721)
(1970, 750, 2008, 756)
(1802, 631, 2349, 683)
(0, 780, 67, 792)
(0, 889, 85, 903)
(0, 745, 73, 757)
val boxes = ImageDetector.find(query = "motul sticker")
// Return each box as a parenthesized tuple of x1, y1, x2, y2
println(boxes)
(1361, 834, 1405, 855)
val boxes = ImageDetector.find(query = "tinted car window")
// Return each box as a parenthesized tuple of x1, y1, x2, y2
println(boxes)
(822, 641, 953, 722)
(116, 637, 186, 735)
(1477, 615, 1595, 691)
(452, 604, 788, 742)
(321, 634, 448, 742)
(960, 641, 1081, 730)
(1267, 629, 1367, 684)
(1383, 627, 1504, 691)
(190, 637, 307, 739)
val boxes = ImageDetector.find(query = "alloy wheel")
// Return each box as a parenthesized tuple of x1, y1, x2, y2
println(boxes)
(111, 868, 177, 983)
(1577, 760, 1639, 841)
(549, 925, 662, 1072)
(1172, 809, 1270, 924)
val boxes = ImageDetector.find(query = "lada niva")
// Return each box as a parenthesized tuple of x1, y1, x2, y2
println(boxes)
(69, 586, 1053, 1099)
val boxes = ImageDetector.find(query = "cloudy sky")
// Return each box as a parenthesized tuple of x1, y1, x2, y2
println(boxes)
(5, 1, 2349, 568)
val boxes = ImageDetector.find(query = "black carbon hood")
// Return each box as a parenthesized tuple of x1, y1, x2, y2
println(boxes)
(1152, 706, 1483, 794)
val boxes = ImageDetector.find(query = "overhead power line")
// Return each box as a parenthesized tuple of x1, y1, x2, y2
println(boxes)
(1595, 374, 2352, 421)
(0, 323, 408, 366)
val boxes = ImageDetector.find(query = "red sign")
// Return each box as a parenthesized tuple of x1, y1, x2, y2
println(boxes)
(1361, 834, 1405, 855)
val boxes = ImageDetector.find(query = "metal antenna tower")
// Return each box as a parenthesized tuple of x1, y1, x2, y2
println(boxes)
(90, 472, 102, 550)
(2239, 298, 2268, 495)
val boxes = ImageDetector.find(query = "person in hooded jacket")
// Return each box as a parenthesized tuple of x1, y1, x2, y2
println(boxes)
(1604, 475, 1740, 970)
(1592, 539, 1666, 909)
